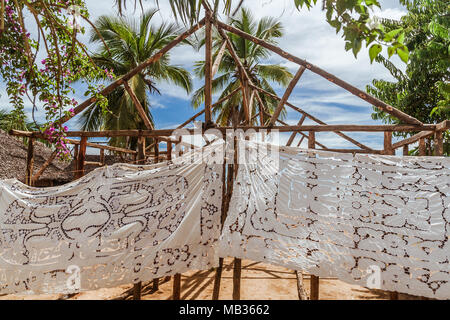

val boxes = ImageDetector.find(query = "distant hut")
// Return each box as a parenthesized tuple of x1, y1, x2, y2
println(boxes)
(0, 130, 72, 187)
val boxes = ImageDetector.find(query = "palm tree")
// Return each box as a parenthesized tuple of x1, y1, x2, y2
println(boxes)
(79, 9, 193, 149)
(191, 8, 292, 126)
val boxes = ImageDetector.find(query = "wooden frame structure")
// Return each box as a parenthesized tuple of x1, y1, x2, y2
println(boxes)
(10, 4, 449, 300)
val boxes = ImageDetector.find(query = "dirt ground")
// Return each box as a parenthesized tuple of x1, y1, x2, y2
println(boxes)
(0, 258, 390, 300)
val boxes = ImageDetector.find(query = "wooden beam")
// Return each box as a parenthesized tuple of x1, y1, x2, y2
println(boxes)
(250, 84, 374, 151)
(269, 66, 306, 126)
(392, 131, 434, 149)
(204, 9, 213, 124)
(123, 81, 153, 130)
(75, 136, 87, 179)
(232, 258, 241, 300)
(287, 114, 306, 146)
(66, 138, 137, 154)
(132, 282, 141, 300)
(100, 149, 105, 165)
(25, 138, 34, 186)
(31, 149, 57, 184)
(217, 21, 423, 126)
(436, 119, 450, 131)
(57, 18, 206, 125)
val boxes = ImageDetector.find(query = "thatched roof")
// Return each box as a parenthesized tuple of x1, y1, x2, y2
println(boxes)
(0, 130, 72, 184)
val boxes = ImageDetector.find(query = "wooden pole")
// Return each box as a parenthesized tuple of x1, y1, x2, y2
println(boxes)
(100, 149, 105, 165)
(172, 273, 181, 300)
(232, 258, 242, 300)
(31, 149, 57, 184)
(217, 21, 422, 126)
(295, 271, 308, 300)
(310, 275, 319, 300)
(419, 138, 426, 156)
(402, 145, 409, 156)
(308, 132, 316, 149)
(384, 131, 394, 155)
(124, 81, 153, 130)
(75, 137, 87, 180)
(434, 131, 444, 156)
(287, 114, 307, 146)
(204, 8, 213, 125)
(25, 138, 34, 186)
(132, 281, 141, 300)
(269, 66, 306, 126)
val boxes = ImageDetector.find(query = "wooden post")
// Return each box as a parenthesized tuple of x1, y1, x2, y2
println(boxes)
(384, 131, 394, 155)
(308, 132, 315, 149)
(232, 258, 242, 300)
(172, 273, 181, 300)
(419, 138, 426, 156)
(75, 137, 87, 180)
(154, 139, 159, 162)
(295, 271, 308, 300)
(310, 275, 319, 300)
(133, 281, 141, 300)
(137, 135, 146, 164)
(434, 131, 443, 156)
(204, 8, 213, 124)
(402, 145, 409, 156)
(167, 142, 172, 161)
(73, 144, 79, 175)
(25, 138, 34, 186)
(100, 149, 105, 165)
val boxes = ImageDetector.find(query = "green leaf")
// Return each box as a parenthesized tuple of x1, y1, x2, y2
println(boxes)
(384, 28, 403, 42)
(387, 46, 396, 58)
(397, 46, 409, 63)
(369, 44, 382, 63)
(352, 38, 362, 58)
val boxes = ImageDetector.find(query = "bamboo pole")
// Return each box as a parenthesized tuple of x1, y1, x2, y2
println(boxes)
(269, 66, 306, 126)
(25, 138, 34, 186)
(57, 18, 206, 125)
(217, 21, 422, 126)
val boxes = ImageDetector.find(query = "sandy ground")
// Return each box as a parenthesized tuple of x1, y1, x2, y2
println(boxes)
(0, 258, 390, 300)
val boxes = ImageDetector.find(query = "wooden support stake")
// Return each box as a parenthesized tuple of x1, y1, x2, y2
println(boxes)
(295, 271, 308, 300)
(310, 275, 319, 300)
(133, 281, 141, 300)
(137, 135, 146, 164)
(173, 273, 181, 300)
(100, 149, 105, 165)
(25, 138, 34, 186)
(75, 137, 87, 180)
(308, 131, 316, 149)
(269, 66, 306, 126)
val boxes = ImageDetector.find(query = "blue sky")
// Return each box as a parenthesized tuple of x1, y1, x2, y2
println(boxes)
(0, 0, 410, 153)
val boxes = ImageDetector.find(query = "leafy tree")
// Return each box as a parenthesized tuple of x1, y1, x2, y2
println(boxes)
(0, 0, 111, 159)
(366, 0, 449, 154)
(191, 8, 293, 126)
(79, 9, 193, 150)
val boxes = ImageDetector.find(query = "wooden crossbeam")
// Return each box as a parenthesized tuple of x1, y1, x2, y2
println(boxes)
(217, 20, 423, 126)
(269, 66, 306, 126)
(250, 84, 374, 151)
(66, 138, 137, 154)
(392, 131, 434, 149)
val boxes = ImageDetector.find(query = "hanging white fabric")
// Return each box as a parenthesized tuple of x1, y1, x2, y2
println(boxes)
(0, 145, 224, 294)
(219, 140, 450, 299)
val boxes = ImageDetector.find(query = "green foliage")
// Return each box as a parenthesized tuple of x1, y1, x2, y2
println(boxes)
(366, 0, 449, 155)
(191, 8, 293, 126)
(79, 9, 193, 150)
